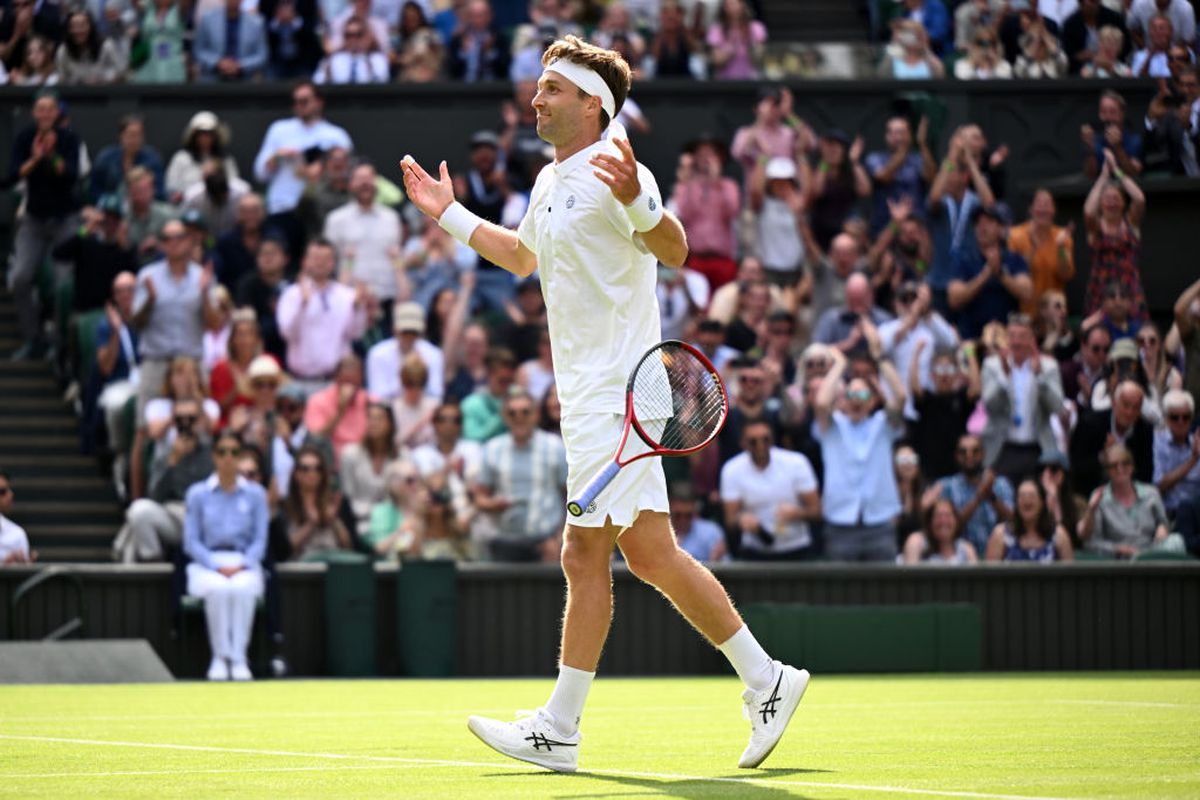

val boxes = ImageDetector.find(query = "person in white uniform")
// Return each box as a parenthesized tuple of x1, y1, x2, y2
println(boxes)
(400, 34, 808, 774)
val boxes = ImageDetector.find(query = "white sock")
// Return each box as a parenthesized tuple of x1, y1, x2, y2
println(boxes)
(718, 625, 776, 692)
(545, 664, 594, 735)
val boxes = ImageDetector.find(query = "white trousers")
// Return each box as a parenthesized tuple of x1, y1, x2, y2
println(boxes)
(186, 553, 264, 665)
(115, 500, 185, 563)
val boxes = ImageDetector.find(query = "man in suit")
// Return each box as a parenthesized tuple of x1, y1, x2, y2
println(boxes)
(980, 312, 1065, 486)
(1071, 379, 1155, 496)
(194, 0, 268, 81)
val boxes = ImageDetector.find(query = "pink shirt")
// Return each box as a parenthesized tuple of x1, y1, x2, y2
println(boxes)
(730, 123, 797, 191)
(706, 20, 767, 79)
(303, 384, 369, 462)
(276, 278, 368, 379)
(673, 176, 741, 258)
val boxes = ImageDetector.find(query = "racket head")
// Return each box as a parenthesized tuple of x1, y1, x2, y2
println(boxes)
(626, 339, 729, 457)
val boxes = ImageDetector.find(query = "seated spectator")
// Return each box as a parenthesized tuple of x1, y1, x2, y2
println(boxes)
(130, 0, 187, 83)
(1177, 489, 1200, 557)
(1140, 323, 1183, 410)
(393, 355, 439, 450)
(444, 322, 490, 402)
(813, 273, 892, 353)
(879, 19, 945, 79)
(692, 318, 741, 374)
(1082, 91, 1144, 179)
(91, 114, 164, 203)
(183, 429, 269, 681)
(93, 273, 140, 473)
(1126, 0, 1195, 49)
(395, 1, 444, 82)
(723, 280, 772, 353)
(402, 218, 476, 311)
(1177, 277, 1200, 402)
(1038, 449, 1083, 546)
(1154, 390, 1200, 518)
(1061, 324, 1111, 412)
(1014, 13, 1068, 78)
(193, 0, 268, 82)
(1080, 442, 1180, 558)
(364, 460, 426, 559)
(1008, 189, 1074, 317)
(894, 445, 926, 541)
(411, 400, 482, 484)
(672, 133, 741, 291)
(901, 497, 978, 565)
(1083, 281, 1141, 346)
(809, 233, 868, 319)
(707, 258, 783, 327)
(0, 0, 63, 73)
(1072, 380, 1154, 495)
(225, 355, 292, 495)
(52, 196, 137, 316)
(986, 477, 1074, 562)
(303, 355, 369, 463)
(9, 35, 59, 86)
(1131, 13, 1177, 77)
(705, 0, 765, 79)
(366, 302, 445, 401)
(718, 357, 783, 465)
(235, 237, 289, 360)
(1091, 337, 1158, 422)
(892, 0, 951, 55)
(1080, 24, 1131, 77)
(592, 2, 646, 66)
(880, 283, 959, 420)
(980, 312, 1064, 485)
(1064, 0, 1130, 74)
(720, 419, 819, 561)
(296, 146, 352, 241)
(1036, 290, 1078, 364)
(516, 326, 555, 405)
(282, 444, 352, 560)
(213, 194, 269, 291)
(948, 206, 1032, 340)
(447, 0, 510, 81)
(180, 159, 251, 241)
(116, 397, 214, 562)
(813, 349, 906, 562)
(471, 390, 567, 561)
(0, 471, 34, 564)
(339, 402, 397, 538)
(910, 341, 979, 480)
(276, 238, 368, 390)
(209, 309, 265, 423)
(1082, 152, 1147, 322)
(260, 0, 323, 80)
(955, 28, 1013, 79)
(865, 114, 934, 237)
(669, 485, 725, 562)
(314, 16, 390, 83)
(462, 347, 516, 442)
(933, 433, 1015, 555)
(125, 168, 177, 268)
(55, 11, 126, 84)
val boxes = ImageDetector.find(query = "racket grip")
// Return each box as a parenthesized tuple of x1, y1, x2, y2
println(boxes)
(567, 461, 621, 517)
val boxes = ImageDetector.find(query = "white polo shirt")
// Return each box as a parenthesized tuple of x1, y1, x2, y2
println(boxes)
(324, 201, 403, 301)
(0, 515, 30, 562)
(517, 138, 664, 418)
(720, 447, 818, 553)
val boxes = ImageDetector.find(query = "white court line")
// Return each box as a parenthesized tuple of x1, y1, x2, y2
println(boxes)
(0, 764, 416, 780)
(0, 734, 1072, 800)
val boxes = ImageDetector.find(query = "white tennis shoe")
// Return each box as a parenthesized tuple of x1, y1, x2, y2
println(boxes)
(206, 658, 229, 681)
(738, 662, 809, 768)
(467, 708, 581, 773)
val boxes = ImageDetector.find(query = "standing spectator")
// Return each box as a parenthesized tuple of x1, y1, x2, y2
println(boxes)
(809, 233, 867, 316)
(910, 340, 979, 480)
(447, 0, 510, 81)
(1071, 380, 1155, 495)
(948, 206, 1032, 340)
(324, 163, 405, 318)
(813, 349, 907, 561)
(283, 444, 352, 560)
(1061, 323, 1111, 411)
(1139, 322, 1182, 410)
(462, 347, 516, 442)
(986, 477, 1074, 562)
(720, 419, 820, 561)
(131, 219, 219, 414)
(1082, 91, 1144, 179)
(295, 145, 352, 239)
(212, 194, 268, 291)
(472, 389, 567, 561)
(730, 87, 799, 194)
(253, 82, 353, 218)
(804, 129, 870, 252)
(1037, 290, 1078, 365)
(208, 309, 264, 422)
(748, 156, 810, 288)
(1126, 0, 1195, 48)
(1014, 12, 1069, 78)
(339, 402, 397, 538)
(717, 358, 782, 466)
(894, 0, 951, 55)
(1063, 0, 1129, 74)
(1007, 189, 1074, 317)
(90, 114, 164, 203)
(235, 237, 290, 360)
(130, 0, 187, 83)
(1175, 276, 1200, 402)
(94, 273, 140, 470)
(669, 485, 726, 562)
(1130, 14, 1177, 77)
(165, 111, 240, 205)
(706, 0, 765, 79)
(193, 0, 268, 81)
(1082, 149, 1147, 320)
(6, 92, 80, 360)
(260, 0, 323, 80)
(455, 130, 512, 316)
(878, 19, 945, 78)
(1080, 24, 1131, 77)
(179, 159, 251, 241)
(924, 134, 994, 305)
(901, 497, 977, 565)
(0, 0, 64, 72)
(314, 15, 390, 83)
(55, 11, 126, 84)
(1154, 389, 1200, 518)
(276, 238, 368, 389)
(865, 114, 935, 236)
(980, 313, 1065, 485)
(812, 273, 892, 353)
(671, 134, 740, 291)
(881, 283, 959, 419)
(1079, 443, 1174, 558)
(592, 2, 646, 67)
(52, 196, 137, 316)
(0, 472, 33, 564)
(303, 354, 369, 462)
(724, 281, 773, 353)
(125, 167, 176, 266)
(365, 301, 445, 400)
(183, 429, 269, 681)
(645, 0, 701, 79)
(954, 27, 1013, 78)
(932, 433, 1014, 556)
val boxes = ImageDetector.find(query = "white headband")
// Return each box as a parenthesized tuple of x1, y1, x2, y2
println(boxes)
(544, 58, 616, 121)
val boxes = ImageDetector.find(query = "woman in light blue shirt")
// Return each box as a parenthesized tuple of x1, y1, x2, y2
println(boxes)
(183, 429, 270, 681)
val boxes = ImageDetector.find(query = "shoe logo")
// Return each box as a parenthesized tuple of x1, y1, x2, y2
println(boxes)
(759, 672, 783, 725)
(525, 732, 578, 752)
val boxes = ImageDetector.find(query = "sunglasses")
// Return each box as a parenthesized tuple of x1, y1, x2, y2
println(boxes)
(239, 469, 260, 480)
(214, 447, 241, 457)
(1138, 337, 1158, 346)
(932, 365, 958, 377)
(895, 455, 919, 467)
(296, 462, 322, 473)
(507, 408, 534, 418)
(805, 360, 828, 369)
(738, 375, 763, 383)
(745, 435, 771, 445)
(846, 389, 872, 402)
(174, 415, 198, 426)
(1088, 344, 1107, 353)
(435, 415, 462, 424)
(1168, 412, 1193, 422)
(344, 30, 364, 38)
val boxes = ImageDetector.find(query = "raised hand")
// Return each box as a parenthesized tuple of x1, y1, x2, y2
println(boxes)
(589, 137, 642, 205)
(400, 156, 455, 220)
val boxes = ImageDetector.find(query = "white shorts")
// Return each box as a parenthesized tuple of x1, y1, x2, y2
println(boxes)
(560, 412, 669, 530)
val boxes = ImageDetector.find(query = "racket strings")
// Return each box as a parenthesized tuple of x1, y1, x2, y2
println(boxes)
(632, 344, 727, 452)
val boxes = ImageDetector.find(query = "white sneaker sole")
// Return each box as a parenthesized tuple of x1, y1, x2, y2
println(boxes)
(467, 716, 579, 773)
(739, 667, 810, 769)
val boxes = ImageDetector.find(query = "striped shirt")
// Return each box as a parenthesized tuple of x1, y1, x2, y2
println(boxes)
(478, 430, 568, 542)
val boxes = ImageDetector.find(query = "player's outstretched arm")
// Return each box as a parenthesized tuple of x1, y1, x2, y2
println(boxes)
(401, 155, 537, 278)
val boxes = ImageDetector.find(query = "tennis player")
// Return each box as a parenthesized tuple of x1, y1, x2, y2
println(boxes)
(400, 35, 808, 773)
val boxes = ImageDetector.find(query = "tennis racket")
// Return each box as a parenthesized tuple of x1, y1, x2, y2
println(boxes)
(566, 340, 729, 518)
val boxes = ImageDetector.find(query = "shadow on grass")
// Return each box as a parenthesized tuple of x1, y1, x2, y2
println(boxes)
(482, 766, 837, 799)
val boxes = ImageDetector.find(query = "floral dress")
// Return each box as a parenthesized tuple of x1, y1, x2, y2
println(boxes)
(1085, 219, 1147, 320)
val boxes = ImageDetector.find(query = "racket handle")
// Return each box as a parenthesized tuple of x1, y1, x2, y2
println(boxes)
(567, 461, 621, 518)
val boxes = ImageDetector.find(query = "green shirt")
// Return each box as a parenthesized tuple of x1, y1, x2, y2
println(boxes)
(365, 500, 404, 552)
(461, 389, 506, 442)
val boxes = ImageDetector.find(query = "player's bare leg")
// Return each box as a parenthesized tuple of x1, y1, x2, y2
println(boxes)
(619, 510, 810, 768)
(558, 522, 623, 671)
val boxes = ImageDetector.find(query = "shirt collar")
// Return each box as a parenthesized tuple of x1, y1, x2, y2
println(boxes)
(553, 138, 607, 179)
(204, 474, 248, 492)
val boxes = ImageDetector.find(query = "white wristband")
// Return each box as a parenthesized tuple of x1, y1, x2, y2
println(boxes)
(437, 201, 484, 246)
(624, 188, 664, 233)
